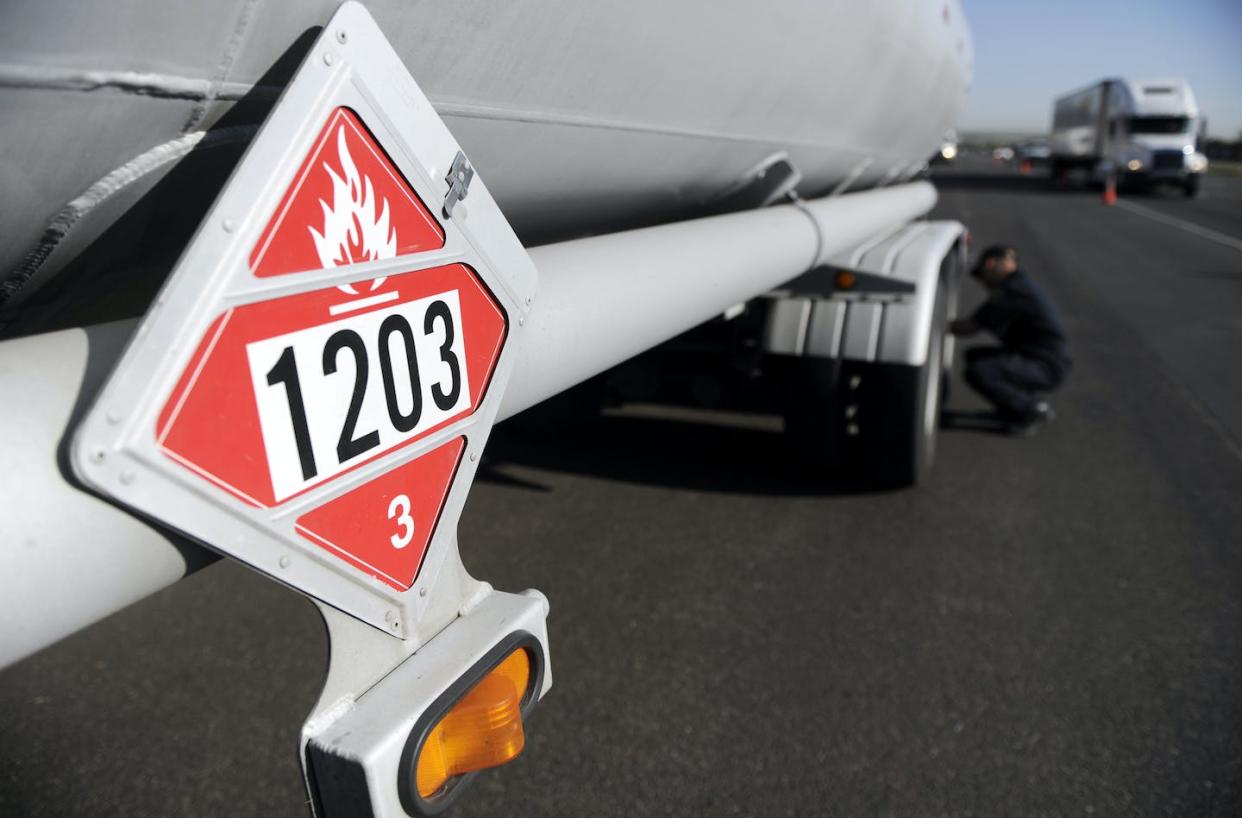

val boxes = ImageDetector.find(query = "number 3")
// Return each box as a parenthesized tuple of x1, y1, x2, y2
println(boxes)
(388, 494, 415, 549)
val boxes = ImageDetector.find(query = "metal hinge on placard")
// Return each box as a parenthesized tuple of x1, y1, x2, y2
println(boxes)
(443, 151, 474, 218)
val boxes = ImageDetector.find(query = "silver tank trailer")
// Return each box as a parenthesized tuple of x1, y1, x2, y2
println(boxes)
(0, 0, 971, 330)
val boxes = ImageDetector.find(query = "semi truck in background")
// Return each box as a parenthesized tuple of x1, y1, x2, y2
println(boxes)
(0, 1, 973, 814)
(1049, 77, 1209, 196)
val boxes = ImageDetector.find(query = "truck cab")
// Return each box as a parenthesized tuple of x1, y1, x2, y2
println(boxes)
(1105, 78, 1208, 196)
(1050, 77, 1209, 197)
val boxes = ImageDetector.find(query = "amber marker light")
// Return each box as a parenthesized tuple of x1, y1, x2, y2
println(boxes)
(835, 270, 857, 290)
(415, 647, 533, 799)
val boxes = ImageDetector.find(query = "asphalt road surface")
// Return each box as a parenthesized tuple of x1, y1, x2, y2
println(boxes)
(3, 160, 1242, 817)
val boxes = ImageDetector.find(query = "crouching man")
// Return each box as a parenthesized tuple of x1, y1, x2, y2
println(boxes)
(950, 245, 1071, 434)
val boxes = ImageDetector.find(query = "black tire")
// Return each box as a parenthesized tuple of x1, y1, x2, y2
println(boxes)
(781, 356, 844, 471)
(1183, 176, 1200, 198)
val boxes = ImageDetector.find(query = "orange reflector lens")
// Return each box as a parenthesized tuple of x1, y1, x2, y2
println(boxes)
(835, 270, 857, 290)
(415, 648, 532, 798)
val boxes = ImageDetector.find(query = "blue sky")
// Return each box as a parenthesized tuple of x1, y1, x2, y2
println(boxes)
(960, 0, 1242, 138)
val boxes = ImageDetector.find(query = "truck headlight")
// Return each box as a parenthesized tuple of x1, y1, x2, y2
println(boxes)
(1188, 153, 1208, 172)
(1126, 159, 1143, 171)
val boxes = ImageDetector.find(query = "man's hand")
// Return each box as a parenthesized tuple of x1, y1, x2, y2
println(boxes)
(949, 318, 979, 336)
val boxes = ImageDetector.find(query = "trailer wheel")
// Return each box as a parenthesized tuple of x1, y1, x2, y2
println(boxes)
(857, 275, 949, 487)
(782, 356, 844, 472)
(783, 278, 949, 488)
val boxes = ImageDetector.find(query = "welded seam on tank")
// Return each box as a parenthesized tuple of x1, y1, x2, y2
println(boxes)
(183, 0, 262, 132)
(0, 64, 909, 166)
(0, 126, 258, 309)
(431, 99, 898, 157)
(0, 64, 280, 102)
(830, 159, 874, 197)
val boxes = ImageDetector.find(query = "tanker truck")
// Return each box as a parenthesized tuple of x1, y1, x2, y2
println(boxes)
(0, 2, 973, 814)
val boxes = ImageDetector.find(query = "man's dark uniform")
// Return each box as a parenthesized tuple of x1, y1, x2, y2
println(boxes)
(964, 270, 1071, 419)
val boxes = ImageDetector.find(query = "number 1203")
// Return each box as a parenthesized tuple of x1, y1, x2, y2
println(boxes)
(247, 291, 471, 501)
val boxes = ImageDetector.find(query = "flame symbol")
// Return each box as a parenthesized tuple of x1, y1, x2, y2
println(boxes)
(309, 125, 397, 295)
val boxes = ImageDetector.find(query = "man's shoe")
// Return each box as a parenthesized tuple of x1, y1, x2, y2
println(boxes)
(1005, 401, 1055, 436)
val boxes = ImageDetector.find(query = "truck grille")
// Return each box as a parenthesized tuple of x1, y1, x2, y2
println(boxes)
(1151, 150, 1184, 171)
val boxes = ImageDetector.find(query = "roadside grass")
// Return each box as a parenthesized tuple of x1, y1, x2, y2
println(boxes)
(1208, 160, 1242, 178)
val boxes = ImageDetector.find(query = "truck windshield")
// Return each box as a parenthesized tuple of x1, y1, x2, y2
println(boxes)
(1128, 116, 1191, 134)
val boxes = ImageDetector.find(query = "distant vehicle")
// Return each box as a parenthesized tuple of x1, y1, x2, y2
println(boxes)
(1049, 77, 1208, 196)
(932, 130, 959, 164)
(992, 146, 1015, 162)
(1016, 142, 1051, 166)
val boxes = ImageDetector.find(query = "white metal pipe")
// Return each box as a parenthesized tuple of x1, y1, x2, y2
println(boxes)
(0, 323, 217, 668)
(0, 182, 935, 668)
(502, 182, 936, 419)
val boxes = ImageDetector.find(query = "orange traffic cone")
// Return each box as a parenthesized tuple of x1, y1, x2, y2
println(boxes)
(1019, 159, 1031, 175)
(1102, 174, 1117, 205)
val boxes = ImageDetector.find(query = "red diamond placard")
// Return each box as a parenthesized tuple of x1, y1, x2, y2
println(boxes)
(70, 3, 539, 630)
(295, 437, 465, 590)
(154, 263, 506, 509)
(249, 107, 445, 279)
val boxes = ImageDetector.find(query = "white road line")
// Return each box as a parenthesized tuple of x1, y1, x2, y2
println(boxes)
(1113, 198, 1242, 255)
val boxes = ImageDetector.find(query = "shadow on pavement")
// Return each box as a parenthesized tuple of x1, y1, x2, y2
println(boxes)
(482, 404, 878, 498)
(932, 170, 1073, 196)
